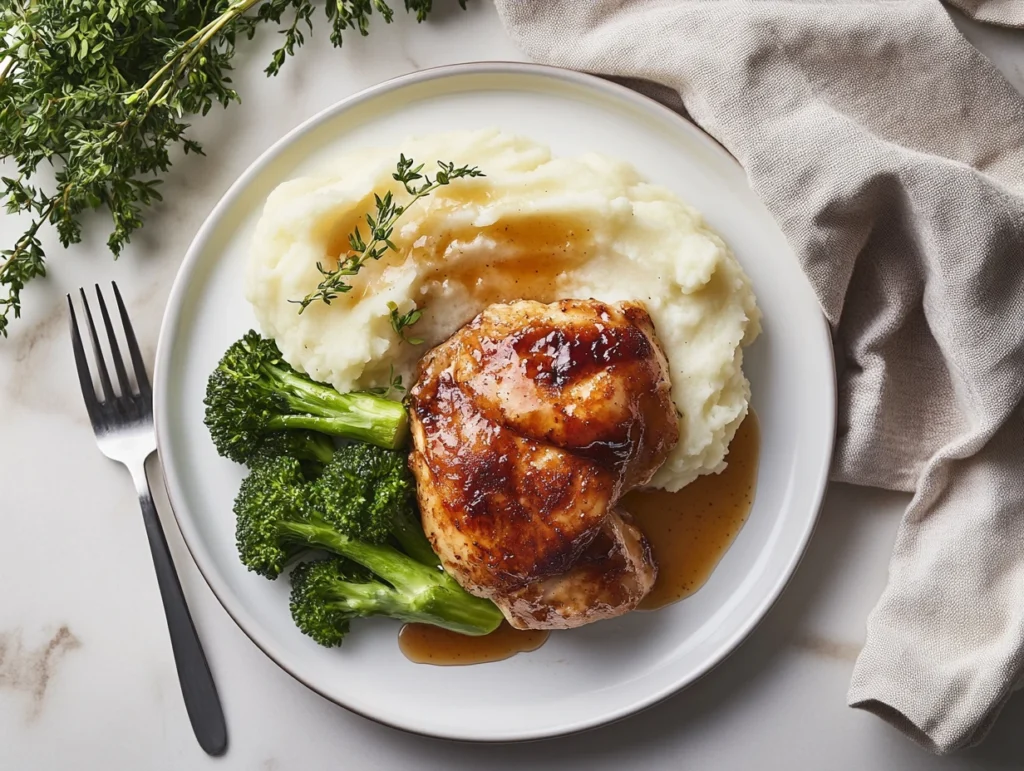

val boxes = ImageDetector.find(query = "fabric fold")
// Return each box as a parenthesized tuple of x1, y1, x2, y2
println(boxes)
(494, 0, 1024, 753)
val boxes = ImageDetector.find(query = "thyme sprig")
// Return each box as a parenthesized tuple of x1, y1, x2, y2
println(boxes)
(387, 300, 423, 345)
(366, 363, 405, 399)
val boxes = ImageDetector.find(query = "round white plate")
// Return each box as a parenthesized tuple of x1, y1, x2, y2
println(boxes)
(154, 63, 835, 742)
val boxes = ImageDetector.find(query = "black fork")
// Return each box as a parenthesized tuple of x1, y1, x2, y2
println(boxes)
(69, 282, 228, 756)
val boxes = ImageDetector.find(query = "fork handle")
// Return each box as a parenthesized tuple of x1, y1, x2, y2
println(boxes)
(131, 464, 228, 756)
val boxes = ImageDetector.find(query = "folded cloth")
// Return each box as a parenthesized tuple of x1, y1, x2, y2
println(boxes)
(494, 0, 1024, 754)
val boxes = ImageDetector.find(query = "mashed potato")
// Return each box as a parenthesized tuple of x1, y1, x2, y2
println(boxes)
(246, 130, 760, 491)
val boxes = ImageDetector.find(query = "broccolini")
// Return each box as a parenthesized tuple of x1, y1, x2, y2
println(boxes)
(203, 331, 408, 464)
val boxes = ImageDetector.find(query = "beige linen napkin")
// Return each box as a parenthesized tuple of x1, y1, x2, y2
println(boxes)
(493, 0, 1024, 754)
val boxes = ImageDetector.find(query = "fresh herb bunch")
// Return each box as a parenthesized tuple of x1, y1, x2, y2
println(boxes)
(292, 154, 484, 312)
(0, 0, 466, 338)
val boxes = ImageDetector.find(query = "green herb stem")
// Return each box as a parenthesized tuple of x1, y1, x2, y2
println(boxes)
(0, 204, 52, 283)
(136, 0, 262, 113)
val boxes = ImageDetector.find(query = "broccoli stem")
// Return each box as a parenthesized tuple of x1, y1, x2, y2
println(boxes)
(283, 521, 502, 636)
(264, 375, 409, 449)
(265, 363, 369, 410)
(284, 521, 435, 588)
(408, 582, 506, 636)
(391, 506, 441, 568)
(304, 434, 336, 464)
(321, 578, 499, 634)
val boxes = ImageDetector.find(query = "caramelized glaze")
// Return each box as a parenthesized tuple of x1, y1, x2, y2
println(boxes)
(623, 412, 760, 610)
(398, 622, 549, 666)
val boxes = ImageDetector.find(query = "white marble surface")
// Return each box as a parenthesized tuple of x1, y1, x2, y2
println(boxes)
(2, 4, 1023, 769)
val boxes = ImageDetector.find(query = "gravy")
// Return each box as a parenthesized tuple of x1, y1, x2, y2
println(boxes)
(623, 412, 760, 610)
(417, 215, 593, 306)
(398, 621, 550, 666)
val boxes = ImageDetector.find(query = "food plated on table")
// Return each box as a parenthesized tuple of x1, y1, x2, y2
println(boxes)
(154, 63, 834, 740)
(204, 129, 761, 655)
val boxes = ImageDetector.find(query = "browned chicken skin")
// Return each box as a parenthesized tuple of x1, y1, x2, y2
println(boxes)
(409, 299, 679, 629)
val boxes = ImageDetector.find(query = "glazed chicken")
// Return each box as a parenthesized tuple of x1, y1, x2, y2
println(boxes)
(408, 299, 680, 629)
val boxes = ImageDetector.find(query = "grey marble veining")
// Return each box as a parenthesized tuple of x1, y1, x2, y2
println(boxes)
(1, 4, 1022, 769)
(0, 627, 81, 720)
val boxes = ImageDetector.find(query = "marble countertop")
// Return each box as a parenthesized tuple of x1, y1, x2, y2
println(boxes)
(3, 4, 1023, 769)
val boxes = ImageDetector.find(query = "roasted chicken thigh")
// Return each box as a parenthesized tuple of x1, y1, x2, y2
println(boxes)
(408, 299, 679, 629)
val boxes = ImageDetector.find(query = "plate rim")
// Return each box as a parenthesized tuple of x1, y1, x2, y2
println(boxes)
(153, 60, 837, 742)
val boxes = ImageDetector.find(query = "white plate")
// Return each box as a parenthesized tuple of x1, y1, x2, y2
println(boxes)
(154, 63, 835, 742)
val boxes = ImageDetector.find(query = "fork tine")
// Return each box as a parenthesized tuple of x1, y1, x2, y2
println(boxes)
(68, 295, 100, 421)
(95, 284, 133, 397)
(112, 282, 151, 400)
(79, 288, 115, 403)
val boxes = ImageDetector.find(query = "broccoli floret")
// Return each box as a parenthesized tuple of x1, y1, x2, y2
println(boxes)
(311, 443, 441, 566)
(234, 453, 314, 579)
(256, 430, 335, 465)
(288, 559, 369, 647)
(310, 443, 413, 543)
(233, 448, 503, 641)
(290, 556, 504, 647)
(204, 331, 408, 464)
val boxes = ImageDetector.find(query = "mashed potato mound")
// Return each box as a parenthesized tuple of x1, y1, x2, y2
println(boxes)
(246, 130, 760, 491)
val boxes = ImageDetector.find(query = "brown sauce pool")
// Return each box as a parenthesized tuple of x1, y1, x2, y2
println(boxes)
(398, 412, 760, 664)
(623, 412, 761, 610)
(398, 622, 549, 666)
